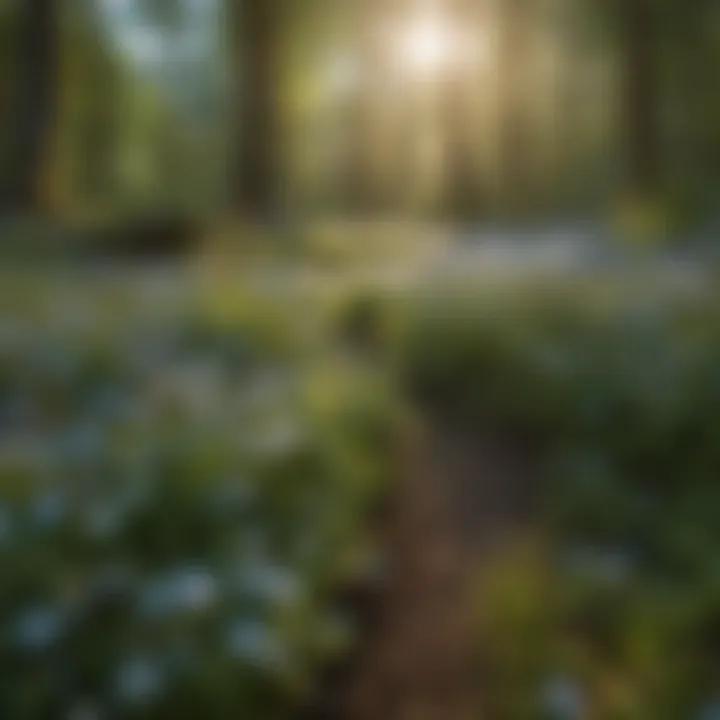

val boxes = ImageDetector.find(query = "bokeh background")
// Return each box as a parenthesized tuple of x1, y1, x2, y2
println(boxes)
(1, 0, 718, 230)
(1, 1, 720, 718)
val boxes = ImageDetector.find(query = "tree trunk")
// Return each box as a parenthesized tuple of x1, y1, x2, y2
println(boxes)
(443, 0, 483, 220)
(81, 6, 118, 211)
(1, 0, 60, 214)
(618, 0, 663, 198)
(497, 0, 533, 213)
(230, 0, 282, 222)
(344, 0, 391, 214)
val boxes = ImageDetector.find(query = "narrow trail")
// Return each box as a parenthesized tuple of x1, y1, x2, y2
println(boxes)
(342, 420, 537, 720)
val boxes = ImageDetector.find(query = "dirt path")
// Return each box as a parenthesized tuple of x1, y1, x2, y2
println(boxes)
(341, 420, 537, 720)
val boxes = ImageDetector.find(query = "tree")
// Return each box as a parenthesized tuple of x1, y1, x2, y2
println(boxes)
(497, 0, 534, 213)
(78, 0, 120, 211)
(229, 0, 283, 221)
(1, 0, 60, 214)
(616, 0, 663, 200)
(342, 0, 383, 213)
(442, 0, 484, 219)
(660, 0, 719, 213)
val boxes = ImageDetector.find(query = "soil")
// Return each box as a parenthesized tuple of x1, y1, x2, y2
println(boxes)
(337, 419, 539, 720)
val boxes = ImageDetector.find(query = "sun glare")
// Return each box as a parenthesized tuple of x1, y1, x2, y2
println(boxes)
(399, 15, 453, 77)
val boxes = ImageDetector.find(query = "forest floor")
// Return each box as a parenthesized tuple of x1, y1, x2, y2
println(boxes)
(5, 224, 715, 719)
(331, 230, 714, 719)
(339, 420, 539, 720)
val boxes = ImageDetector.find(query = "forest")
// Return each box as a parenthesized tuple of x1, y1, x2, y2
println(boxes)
(1, 0, 718, 231)
(1, 1, 720, 719)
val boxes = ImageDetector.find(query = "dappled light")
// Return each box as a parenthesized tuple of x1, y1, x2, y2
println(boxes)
(0, 0, 719, 718)
(397, 12, 454, 78)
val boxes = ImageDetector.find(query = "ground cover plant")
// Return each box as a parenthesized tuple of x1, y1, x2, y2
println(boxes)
(0, 272, 395, 719)
(400, 276, 720, 717)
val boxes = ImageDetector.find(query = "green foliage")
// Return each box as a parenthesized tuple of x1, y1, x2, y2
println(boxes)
(0, 276, 394, 718)
(401, 280, 720, 716)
